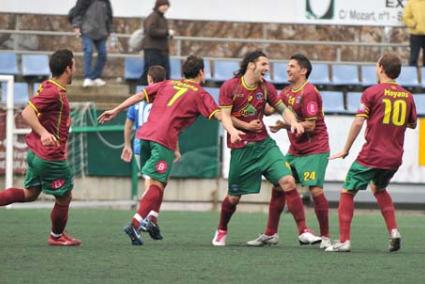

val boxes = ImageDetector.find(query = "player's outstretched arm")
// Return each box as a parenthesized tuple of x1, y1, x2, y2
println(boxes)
(215, 109, 244, 144)
(329, 116, 365, 160)
(21, 105, 59, 146)
(269, 119, 289, 133)
(275, 103, 304, 135)
(98, 92, 146, 124)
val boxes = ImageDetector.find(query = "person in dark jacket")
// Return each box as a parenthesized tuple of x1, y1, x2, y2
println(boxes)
(139, 0, 173, 85)
(71, 0, 113, 87)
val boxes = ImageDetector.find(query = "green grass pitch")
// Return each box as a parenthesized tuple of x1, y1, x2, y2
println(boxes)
(0, 208, 424, 284)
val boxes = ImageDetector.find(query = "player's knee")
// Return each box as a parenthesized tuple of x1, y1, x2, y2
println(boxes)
(309, 186, 323, 197)
(278, 175, 296, 191)
(341, 189, 357, 196)
(150, 179, 165, 191)
(24, 188, 40, 202)
(55, 191, 72, 206)
(370, 184, 385, 194)
(227, 195, 240, 205)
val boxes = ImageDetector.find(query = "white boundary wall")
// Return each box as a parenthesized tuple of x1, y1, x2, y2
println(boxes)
(0, 75, 15, 189)
(223, 115, 425, 184)
(0, 0, 406, 26)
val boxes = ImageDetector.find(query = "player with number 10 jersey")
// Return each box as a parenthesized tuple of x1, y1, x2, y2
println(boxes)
(326, 53, 417, 253)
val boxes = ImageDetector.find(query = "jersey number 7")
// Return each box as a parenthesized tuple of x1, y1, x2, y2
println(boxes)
(167, 86, 189, 106)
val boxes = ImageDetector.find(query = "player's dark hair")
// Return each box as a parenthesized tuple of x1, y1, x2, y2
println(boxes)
(378, 53, 401, 79)
(148, 65, 166, 83)
(290, 53, 312, 79)
(234, 50, 267, 78)
(49, 49, 74, 77)
(182, 55, 204, 79)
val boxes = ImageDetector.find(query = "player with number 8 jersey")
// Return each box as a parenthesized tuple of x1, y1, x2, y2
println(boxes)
(98, 55, 243, 246)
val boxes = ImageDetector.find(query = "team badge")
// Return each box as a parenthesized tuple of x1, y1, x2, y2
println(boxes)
(50, 178, 65, 190)
(306, 101, 318, 115)
(255, 92, 264, 101)
(155, 160, 168, 174)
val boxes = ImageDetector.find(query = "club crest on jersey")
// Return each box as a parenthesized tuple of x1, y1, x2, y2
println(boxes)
(50, 178, 65, 190)
(155, 160, 168, 174)
(255, 92, 264, 101)
(306, 101, 318, 115)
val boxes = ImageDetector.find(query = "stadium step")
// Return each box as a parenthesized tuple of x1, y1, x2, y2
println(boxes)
(68, 80, 130, 110)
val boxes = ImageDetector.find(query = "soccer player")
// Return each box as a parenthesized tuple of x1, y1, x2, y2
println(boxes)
(121, 65, 174, 191)
(99, 55, 243, 245)
(325, 53, 417, 252)
(212, 50, 320, 246)
(0, 49, 81, 246)
(247, 54, 330, 248)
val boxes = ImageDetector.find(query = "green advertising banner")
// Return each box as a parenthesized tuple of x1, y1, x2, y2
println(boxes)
(68, 109, 220, 178)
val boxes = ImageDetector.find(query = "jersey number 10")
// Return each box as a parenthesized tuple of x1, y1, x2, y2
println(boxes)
(382, 98, 407, 126)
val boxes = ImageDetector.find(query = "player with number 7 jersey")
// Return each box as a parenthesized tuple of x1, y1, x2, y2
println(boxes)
(98, 55, 243, 246)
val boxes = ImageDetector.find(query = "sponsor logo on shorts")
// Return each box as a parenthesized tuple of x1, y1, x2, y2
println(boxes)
(229, 184, 240, 192)
(50, 178, 65, 190)
(155, 160, 168, 174)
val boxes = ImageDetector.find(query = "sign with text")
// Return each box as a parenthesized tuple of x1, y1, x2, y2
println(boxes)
(299, 0, 407, 26)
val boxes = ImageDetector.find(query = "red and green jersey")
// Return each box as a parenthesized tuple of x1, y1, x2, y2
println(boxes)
(26, 79, 71, 161)
(220, 77, 283, 149)
(136, 79, 220, 151)
(279, 81, 329, 155)
(356, 82, 417, 170)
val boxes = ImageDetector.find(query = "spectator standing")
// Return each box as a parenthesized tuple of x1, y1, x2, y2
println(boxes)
(402, 0, 425, 66)
(71, 0, 113, 87)
(139, 0, 174, 85)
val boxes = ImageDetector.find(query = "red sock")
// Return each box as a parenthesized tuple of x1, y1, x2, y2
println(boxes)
(338, 192, 354, 242)
(265, 188, 286, 235)
(0, 188, 25, 206)
(374, 190, 397, 233)
(285, 189, 307, 234)
(51, 202, 69, 235)
(313, 193, 329, 237)
(151, 189, 164, 223)
(132, 184, 163, 227)
(218, 196, 237, 231)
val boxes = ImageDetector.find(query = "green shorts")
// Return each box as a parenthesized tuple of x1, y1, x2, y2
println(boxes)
(139, 140, 175, 184)
(24, 150, 73, 197)
(343, 161, 397, 191)
(228, 137, 292, 196)
(285, 152, 329, 187)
